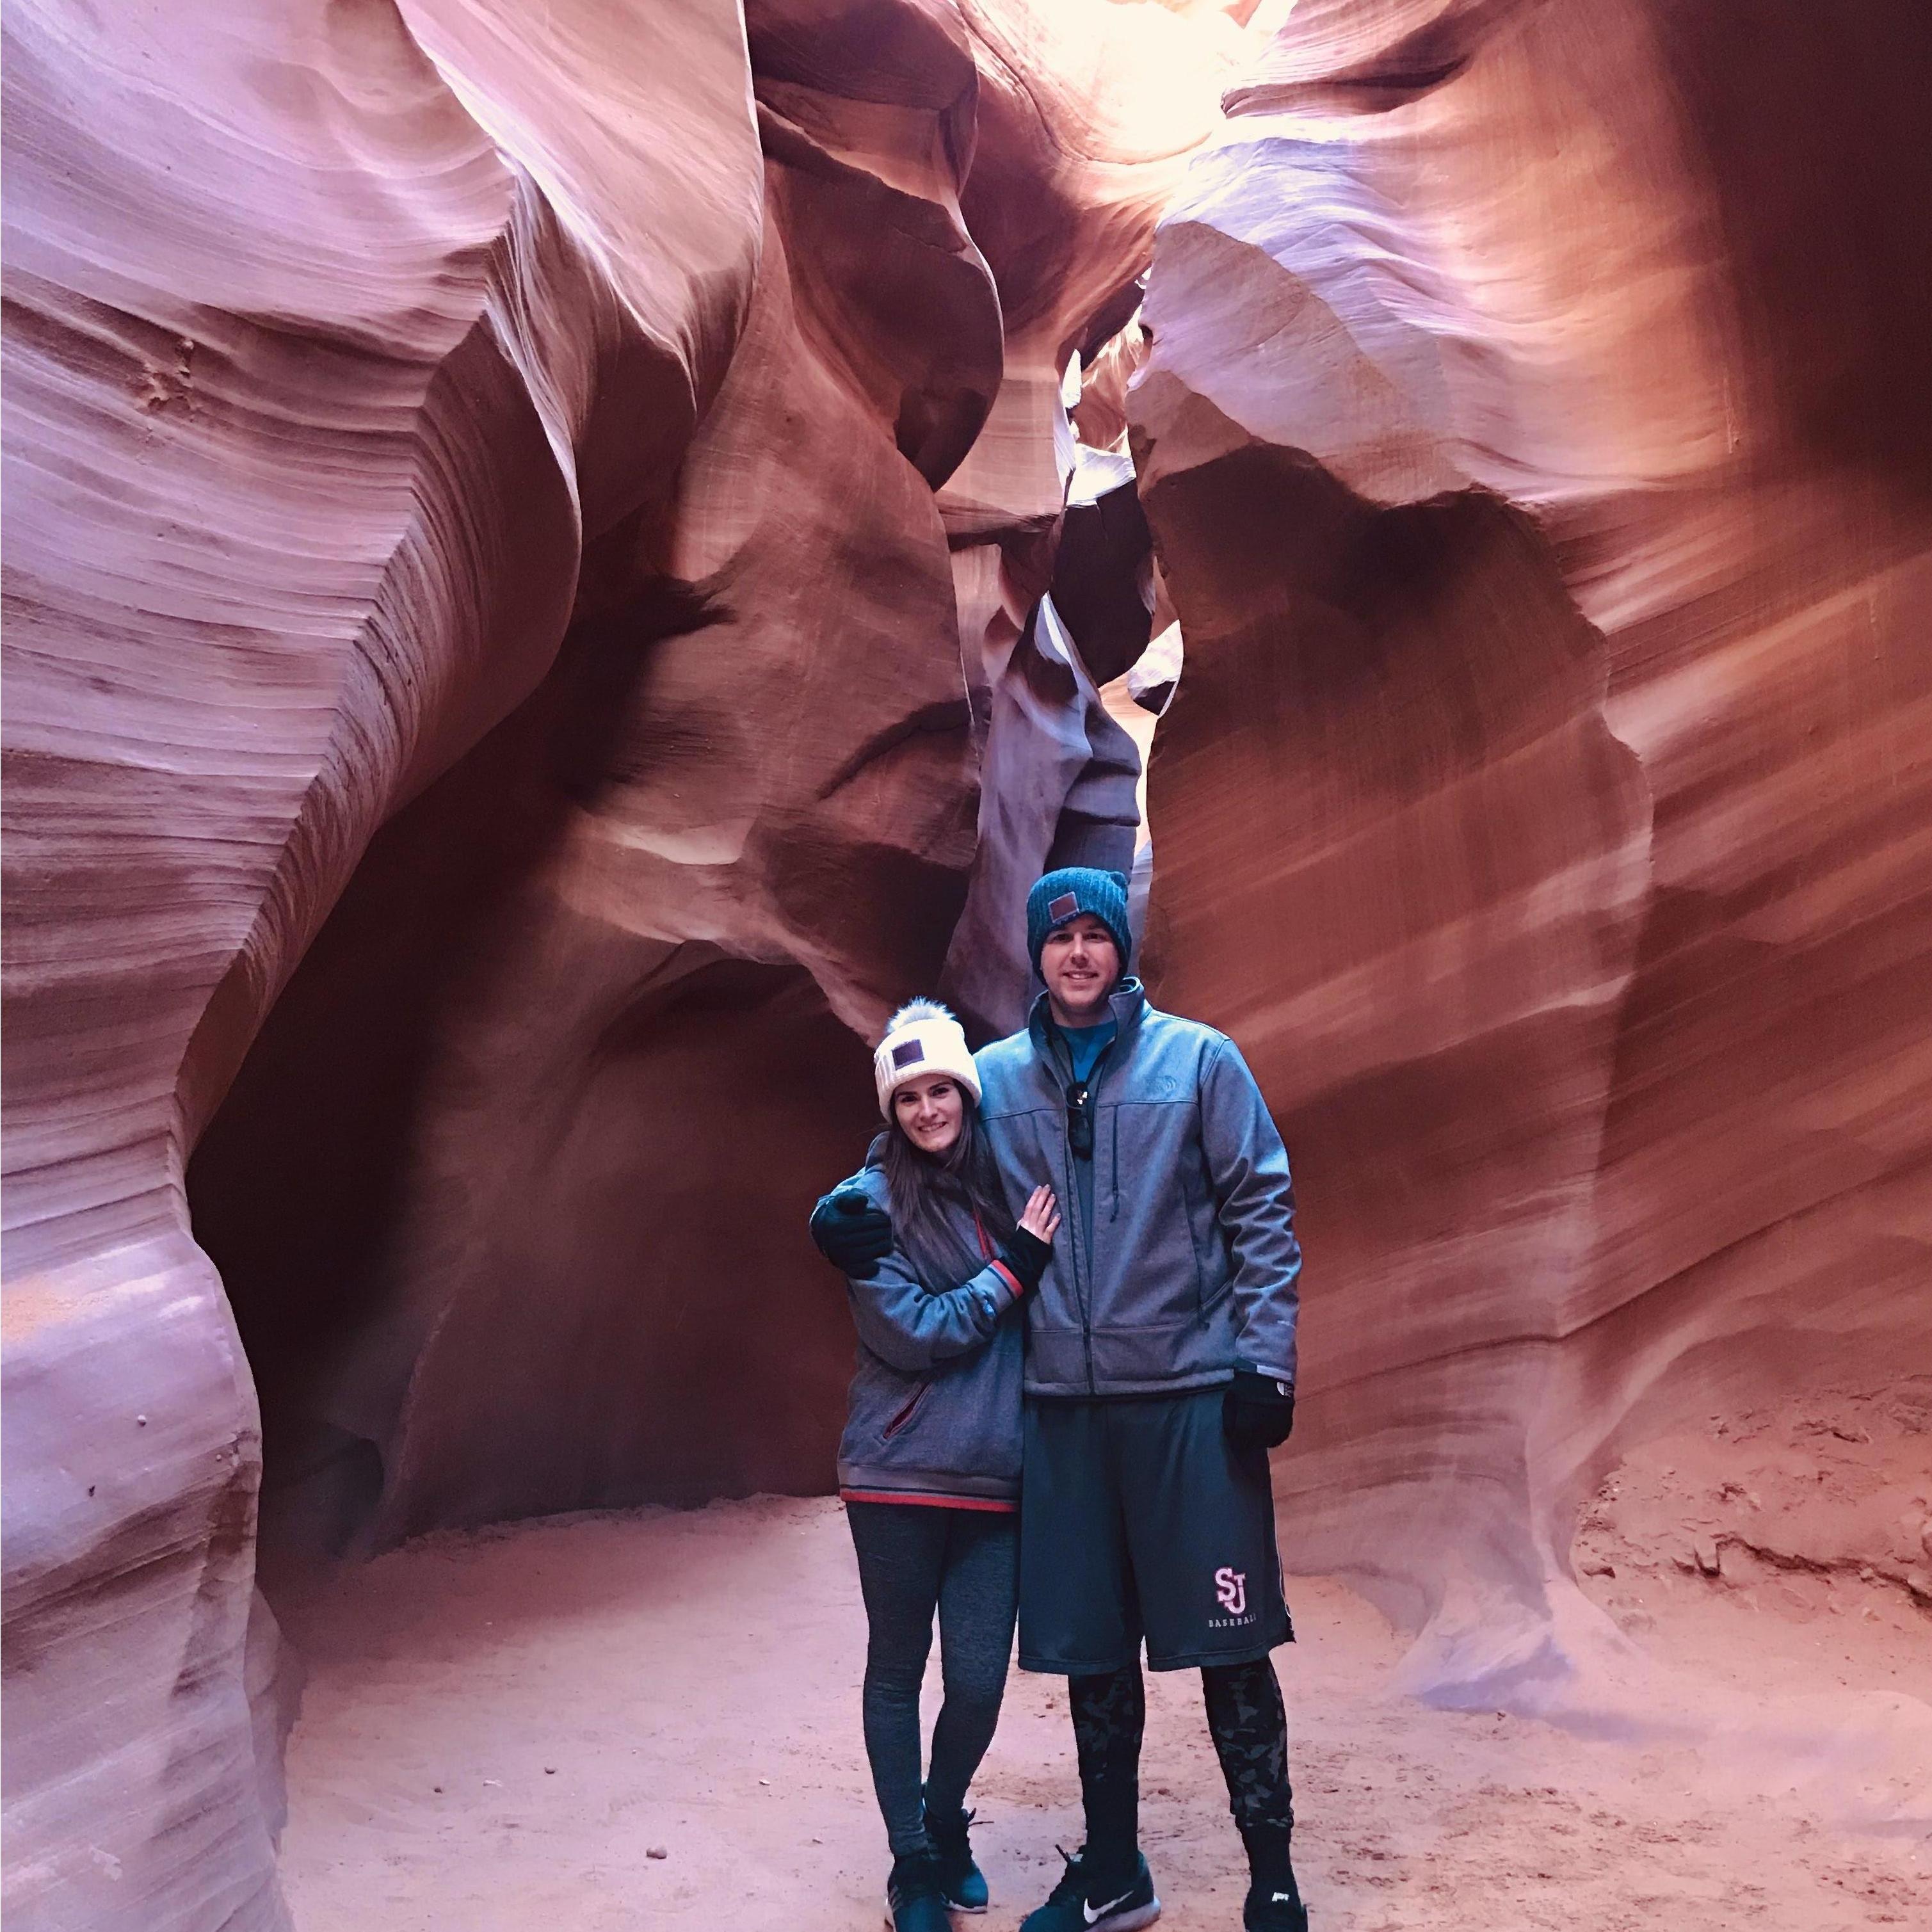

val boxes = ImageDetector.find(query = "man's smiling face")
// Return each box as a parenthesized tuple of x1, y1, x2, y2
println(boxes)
(1041, 912, 1121, 1025)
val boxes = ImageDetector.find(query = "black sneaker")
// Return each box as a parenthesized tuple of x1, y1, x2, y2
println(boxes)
(1018, 1847, 1161, 1932)
(1243, 1877, 1308, 1931)
(1238, 1818, 1307, 1931)
(884, 1849, 952, 1932)
(924, 1800, 988, 1912)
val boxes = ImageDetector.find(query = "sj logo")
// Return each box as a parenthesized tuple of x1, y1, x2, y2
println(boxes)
(1214, 1566, 1248, 1617)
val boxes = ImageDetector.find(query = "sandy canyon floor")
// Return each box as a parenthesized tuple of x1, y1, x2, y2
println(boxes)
(275, 1497, 1929, 1932)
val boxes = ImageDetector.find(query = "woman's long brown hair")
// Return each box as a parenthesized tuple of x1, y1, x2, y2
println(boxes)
(878, 1091, 1017, 1291)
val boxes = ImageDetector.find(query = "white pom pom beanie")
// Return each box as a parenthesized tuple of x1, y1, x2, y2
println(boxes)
(873, 1001, 982, 1118)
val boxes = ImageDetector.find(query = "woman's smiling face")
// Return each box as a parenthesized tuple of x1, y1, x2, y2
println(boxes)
(893, 1072, 965, 1155)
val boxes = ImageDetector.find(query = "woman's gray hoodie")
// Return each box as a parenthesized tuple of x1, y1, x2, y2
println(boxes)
(835, 1159, 1027, 1509)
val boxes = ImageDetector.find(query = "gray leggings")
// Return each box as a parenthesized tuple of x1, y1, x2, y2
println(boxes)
(846, 1501, 1020, 1856)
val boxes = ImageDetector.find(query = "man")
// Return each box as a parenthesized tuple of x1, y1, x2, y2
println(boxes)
(813, 867, 1307, 1932)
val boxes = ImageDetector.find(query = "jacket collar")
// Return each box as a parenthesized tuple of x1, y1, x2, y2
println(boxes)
(1027, 976, 1149, 1068)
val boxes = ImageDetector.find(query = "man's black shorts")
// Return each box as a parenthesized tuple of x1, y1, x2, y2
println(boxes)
(1018, 1389, 1292, 1674)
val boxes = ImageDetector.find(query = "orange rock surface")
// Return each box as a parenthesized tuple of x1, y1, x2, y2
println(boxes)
(6, 0, 1929, 1923)
(1132, 0, 1932, 1708)
(1, 3, 1197, 1923)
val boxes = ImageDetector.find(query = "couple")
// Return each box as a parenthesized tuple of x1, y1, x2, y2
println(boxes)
(811, 868, 1307, 1932)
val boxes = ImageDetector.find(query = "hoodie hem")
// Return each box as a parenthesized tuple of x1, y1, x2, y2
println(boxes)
(1023, 1370, 1235, 1401)
(841, 1488, 1019, 1513)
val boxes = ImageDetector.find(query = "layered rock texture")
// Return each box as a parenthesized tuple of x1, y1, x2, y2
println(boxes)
(1132, 0, 1932, 1707)
(6, 0, 1931, 1924)
(2, 2, 1203, 1924)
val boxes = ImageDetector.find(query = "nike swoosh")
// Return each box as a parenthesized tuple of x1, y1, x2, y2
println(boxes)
(1084, 1888, 1138, 1925)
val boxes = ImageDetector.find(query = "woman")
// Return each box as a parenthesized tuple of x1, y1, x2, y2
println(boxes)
(832, 999, 1058, 1932)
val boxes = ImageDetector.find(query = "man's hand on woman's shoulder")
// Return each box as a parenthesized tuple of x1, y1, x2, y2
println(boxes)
(809, 1188, 894, 1278)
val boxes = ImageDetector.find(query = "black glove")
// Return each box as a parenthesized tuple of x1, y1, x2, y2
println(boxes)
(809, 1189, 893, 1278)
(1223, 1370, 1296, 1449)
(994, 1224, 1053, 1294)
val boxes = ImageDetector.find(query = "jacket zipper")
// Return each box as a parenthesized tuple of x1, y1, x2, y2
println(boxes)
(1029, 986, 1147, 1397)
(881, 1382, 931, 1440)
(1067, 1110, 1095, 1397)
(1054, 1028, 1117, 1399)
(1045, 1027, 1097, 1397)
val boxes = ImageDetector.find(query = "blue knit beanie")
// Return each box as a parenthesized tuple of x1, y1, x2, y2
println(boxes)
(1027, 867, 1132, 973)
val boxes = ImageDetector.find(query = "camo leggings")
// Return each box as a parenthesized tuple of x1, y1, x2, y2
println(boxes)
(1069, 1655, 1292, 1875)
(1200, 1657, 1294, 1831)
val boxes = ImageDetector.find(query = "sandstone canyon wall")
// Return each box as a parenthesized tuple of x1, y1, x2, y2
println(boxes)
(1132, 0, 1932, 1711)
(1, 3, 1208, 1925)
(6, 0, 1931, 1925)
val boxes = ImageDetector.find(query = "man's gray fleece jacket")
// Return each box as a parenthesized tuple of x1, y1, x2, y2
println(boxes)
(978, 978, 1301, 1399)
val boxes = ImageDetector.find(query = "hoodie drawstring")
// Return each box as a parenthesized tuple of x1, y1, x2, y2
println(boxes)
(1111, 1104, 1120, 1220)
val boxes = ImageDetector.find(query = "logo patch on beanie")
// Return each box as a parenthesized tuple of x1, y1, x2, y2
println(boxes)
(1048, 891, 1080, 921)
(890, 1040, 926, 1069)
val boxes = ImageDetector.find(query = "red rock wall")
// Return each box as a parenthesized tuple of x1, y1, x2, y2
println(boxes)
(189, 29, 1001, 1547)
(1, 3, 1201, 1922)
(4, 4, 638, 1922)
(1132, 0, 1932, 1707)
(11, 0, 1928, 1919)
(935, 0, 1229, 1031)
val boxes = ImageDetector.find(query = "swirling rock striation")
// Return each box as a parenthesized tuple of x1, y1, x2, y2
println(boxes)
(14, 0, 1920, 1918)
(191, 0, 1007, 1559)
(1132, 0, 1932, 1709)
(933, 1, 1234, 1033)
(2, 2, 1204, 1924)
(2, 3, 636, 1924)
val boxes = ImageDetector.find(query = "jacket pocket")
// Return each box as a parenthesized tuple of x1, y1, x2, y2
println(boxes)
(1021, 1326, 1089, 1394)
(1090, 1314, 1233, 1389)
(881, 1381, 932, 1441)
(1176, 1158, 1212, 1319)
